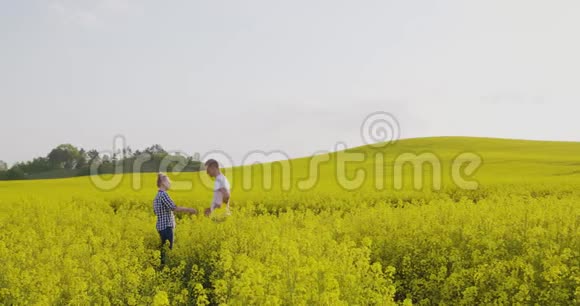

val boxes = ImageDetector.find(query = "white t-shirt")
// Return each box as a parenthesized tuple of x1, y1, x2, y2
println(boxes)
(211, 173, 230, 210)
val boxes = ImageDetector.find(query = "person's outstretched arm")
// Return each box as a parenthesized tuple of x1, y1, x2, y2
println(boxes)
(175, 206, 197, 214)
(161, 192, 197, 214)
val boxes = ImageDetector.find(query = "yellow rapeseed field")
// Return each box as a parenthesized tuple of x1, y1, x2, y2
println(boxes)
(0, 137, 579, 305)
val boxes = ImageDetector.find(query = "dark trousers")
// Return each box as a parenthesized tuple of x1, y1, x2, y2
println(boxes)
(158, 227, 174, 264)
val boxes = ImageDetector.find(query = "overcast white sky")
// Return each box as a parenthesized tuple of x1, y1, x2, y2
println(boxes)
(1, 0, 579, 166)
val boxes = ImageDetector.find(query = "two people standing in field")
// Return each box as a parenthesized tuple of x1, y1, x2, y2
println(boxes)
(153, 159, 231, 264)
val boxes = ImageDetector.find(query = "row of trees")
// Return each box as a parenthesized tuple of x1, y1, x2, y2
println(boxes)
(0, 144, 202, 180)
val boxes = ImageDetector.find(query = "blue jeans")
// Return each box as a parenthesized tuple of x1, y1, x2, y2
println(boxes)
(158, 227, 174, 264)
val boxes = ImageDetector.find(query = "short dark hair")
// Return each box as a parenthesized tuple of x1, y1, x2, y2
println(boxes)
(204, 159, 219, 168)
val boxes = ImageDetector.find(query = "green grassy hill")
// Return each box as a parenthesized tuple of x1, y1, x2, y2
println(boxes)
(2, 136, 579, 202)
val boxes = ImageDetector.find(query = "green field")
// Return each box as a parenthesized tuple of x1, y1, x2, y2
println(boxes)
(0, 137, 579, 305)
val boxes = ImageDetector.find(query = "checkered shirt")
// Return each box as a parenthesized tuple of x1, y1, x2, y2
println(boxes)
(153, 190, 176, 231)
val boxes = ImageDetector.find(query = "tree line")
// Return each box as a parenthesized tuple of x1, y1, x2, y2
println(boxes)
(0, 144, 202, 180)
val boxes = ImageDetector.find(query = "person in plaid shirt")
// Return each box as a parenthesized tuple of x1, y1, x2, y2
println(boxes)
(154, 173, 196, 264)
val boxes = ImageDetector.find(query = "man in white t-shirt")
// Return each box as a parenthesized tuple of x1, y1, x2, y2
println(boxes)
(204, 159, 231, 216)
